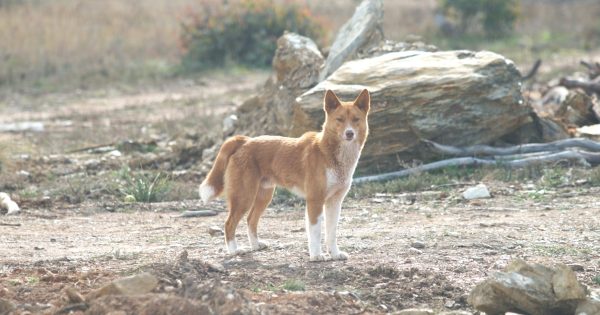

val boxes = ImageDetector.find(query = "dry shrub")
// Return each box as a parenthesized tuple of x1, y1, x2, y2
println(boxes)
(179, 0, 326, 71)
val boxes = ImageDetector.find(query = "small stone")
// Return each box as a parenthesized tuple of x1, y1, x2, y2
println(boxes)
(462, 184, 491, 200)
(395, 308, 434, 315)
(208, 226, 224, 237)
(411, 241, 426, 249)
(65, 287, 85, 304)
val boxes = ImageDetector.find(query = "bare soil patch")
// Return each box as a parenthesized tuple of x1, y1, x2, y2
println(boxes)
(0, 73, 599, 314)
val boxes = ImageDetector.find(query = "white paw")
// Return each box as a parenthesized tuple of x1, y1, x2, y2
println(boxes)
(227, 247, 251, 256)
(251, 240, 268, 251)
(309, 254, 328, 262)
(330, 251, 349, 261)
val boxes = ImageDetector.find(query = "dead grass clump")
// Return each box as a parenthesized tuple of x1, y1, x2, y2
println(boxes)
(0, 0, 189, 89)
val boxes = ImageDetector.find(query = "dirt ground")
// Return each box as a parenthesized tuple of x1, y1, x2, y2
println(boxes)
(1, 72, 599, 314)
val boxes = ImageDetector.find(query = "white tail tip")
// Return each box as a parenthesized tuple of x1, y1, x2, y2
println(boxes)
(199, 182, 215, 204)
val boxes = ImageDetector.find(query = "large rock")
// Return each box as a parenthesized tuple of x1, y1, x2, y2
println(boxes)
(236, 32, 324, 136)
(294, 50, 528, 172)
(0, 298, 16, 315)
(273, 32, 323, 89)
(468, 259, 588, 315)
(86, 272, 159, 300)
(576, 289, 600, 315)
(319, 0, 383, 81)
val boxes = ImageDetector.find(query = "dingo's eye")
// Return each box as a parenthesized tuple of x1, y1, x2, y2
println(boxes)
(336, 117, 344, 122)
(352, 117, 359, 123)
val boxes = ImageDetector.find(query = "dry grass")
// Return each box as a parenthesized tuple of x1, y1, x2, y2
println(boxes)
(0, 0, 598, 92)
(0, 0, 194, 90)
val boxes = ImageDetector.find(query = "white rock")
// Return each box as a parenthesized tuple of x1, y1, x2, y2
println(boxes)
(223, 115, 238, 135)
(462, 184, 491, 200)
(0, 121, 44, 132)
(107, 150, 122, 157)
(0, 192, 20, 215)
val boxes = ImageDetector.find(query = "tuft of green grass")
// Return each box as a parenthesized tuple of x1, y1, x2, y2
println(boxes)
(282, 279, 305, 291)
(26, 276, 39, 285)
(588, 167, 600, 186)
(593, 275, 600, 285)
(271, 187, 303, 206)
(119, 170, 172, 203)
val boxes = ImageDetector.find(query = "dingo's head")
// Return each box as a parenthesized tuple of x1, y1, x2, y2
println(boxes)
(323, 89, 370, 144)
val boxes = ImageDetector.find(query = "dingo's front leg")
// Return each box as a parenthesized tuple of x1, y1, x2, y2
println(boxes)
(325, 190, 349, 260)
(306, 198, 326, 262)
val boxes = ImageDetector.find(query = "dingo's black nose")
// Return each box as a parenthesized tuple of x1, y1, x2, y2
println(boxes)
(345, 130, 355, 140)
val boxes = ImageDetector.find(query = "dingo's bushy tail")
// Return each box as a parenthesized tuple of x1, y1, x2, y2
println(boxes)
(199, 135, 248, 204)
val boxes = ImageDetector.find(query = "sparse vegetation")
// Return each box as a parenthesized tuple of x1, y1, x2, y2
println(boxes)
(282, 279, 305, 291)
(588, 166, 600, 186)
(593, 275, 600, 285)
(119, 169, 172, 203)
(439, 0, 519, 38)
(180, 0, 326, 71)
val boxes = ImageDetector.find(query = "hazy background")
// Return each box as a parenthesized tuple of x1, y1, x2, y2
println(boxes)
(0, 0, 598, 93)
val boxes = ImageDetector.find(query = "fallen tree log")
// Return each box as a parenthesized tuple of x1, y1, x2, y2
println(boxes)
(560, 78, 600, 95)
(580, 60, 600, 80)
(424, 138, 600, 156)
(353, 150, 595, 184)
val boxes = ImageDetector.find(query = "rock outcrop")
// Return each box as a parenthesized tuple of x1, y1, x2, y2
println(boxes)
(468, 259, 588, 315)
(236, 32, 324, 136)
(319, 0, 383, 81)
(295, 50, 527, 171)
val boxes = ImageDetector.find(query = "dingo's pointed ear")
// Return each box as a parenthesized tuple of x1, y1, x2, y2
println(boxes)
(324, 90, 341, 113)
(354, 89, 370, 113)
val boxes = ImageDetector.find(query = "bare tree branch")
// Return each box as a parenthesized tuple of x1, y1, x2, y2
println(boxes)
(560, 78, 600, 95)
(353, 151, 592, 184)
(522, 59, 542, 81)
(423, 138, 600, 156)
